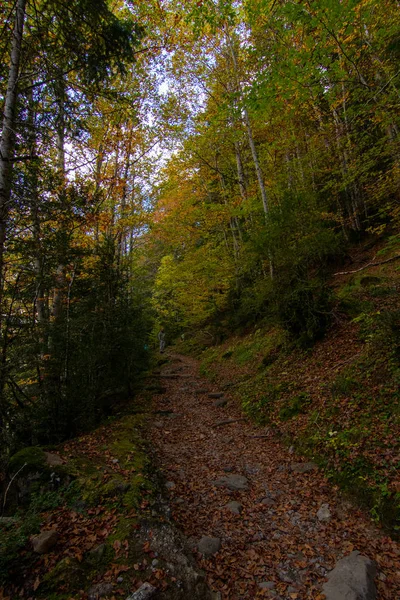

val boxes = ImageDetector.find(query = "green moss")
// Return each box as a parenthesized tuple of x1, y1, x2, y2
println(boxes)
(37, 593, 72, 600)
(123, 475, 154, 509)
(9, 447, 46, 473)
(79, 473, 108, 506)
(1, 398, 159, 593)
(106, 516, 134, 544)
(66, 456, 99, 477)
(37, 557, 90, 599)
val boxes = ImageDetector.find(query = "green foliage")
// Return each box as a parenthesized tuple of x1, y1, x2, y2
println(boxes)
(1, 233, 152, 451)
(275, 276, 334, 347)
(278, 392, 311, 421)
(0, 513, 41, 584)
(29, 490, 63, 512)
(242, 392, 271, 425)
(330, 373, 358, 399)
(242, 381, 286, 424)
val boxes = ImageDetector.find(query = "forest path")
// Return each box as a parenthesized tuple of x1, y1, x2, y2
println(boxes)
(148, 353, 400, 600)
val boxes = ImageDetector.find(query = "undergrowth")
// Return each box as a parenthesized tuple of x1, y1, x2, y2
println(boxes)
(0, 400, 157, 597)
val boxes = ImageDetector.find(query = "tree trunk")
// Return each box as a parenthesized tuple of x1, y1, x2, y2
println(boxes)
(234, 140, 247, 204)
(225, 32, 270, 220)
(0, 0, 27, 430)
(0, 0, 27, 314)
(52, 80, 67, 321)
(225, 29, 274, 278)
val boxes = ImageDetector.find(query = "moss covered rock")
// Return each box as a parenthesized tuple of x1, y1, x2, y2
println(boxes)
(9, 447, 46, 474)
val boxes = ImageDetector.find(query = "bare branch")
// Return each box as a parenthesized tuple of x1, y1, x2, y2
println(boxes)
(334, 255, 400, 276)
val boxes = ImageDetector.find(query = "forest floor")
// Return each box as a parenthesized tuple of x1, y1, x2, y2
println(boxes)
(149, 352, 400, 600)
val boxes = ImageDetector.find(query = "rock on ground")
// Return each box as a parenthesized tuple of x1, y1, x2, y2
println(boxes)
(88, 583, 113, 600)
(139, 520, 214, 598)
(126, 582, 157, 600)
(31, 530, 58, 554)
(44, 451, 64, 466)
(197, 536, 221, 556)
(88, 582, 113, 599)
(226, 501, 242, 514)
(323, 550, 377, 600)
(317, 503, 332, 522)
(214, 399, 227, 407)
(213, 474, 248, 490)
(0, 517, 16, 525)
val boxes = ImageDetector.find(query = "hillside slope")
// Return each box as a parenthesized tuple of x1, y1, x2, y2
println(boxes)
(195, 245, 400, 533)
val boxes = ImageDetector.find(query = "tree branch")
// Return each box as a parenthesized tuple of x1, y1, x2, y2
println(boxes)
(334, 254, 400, 276)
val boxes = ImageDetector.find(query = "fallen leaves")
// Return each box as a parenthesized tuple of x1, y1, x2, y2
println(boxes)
(149, 353, 400, 600)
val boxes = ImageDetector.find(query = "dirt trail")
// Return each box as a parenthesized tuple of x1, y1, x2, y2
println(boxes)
(149, 353, 400, 600)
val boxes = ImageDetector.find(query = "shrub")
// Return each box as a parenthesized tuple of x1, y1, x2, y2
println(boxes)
(279, 392, 311, 421)
(275, 277, 333, 347)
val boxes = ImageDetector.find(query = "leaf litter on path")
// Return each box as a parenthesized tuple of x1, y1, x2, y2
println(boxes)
(149, 353, 400, 600)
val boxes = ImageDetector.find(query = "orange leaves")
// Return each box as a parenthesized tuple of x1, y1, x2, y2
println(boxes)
(143, 541, 152, 553)
(113, 539, 129, 559)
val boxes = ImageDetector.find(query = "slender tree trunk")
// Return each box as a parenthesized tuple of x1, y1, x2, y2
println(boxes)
(225, 29, 274, 278)
(0, 0, 27, 314)
(225, 31, 270, 220)
(0, 0, 27, 430)
(118, 127, 134, 261)
(332, 108, 361, 231)
(52, 80, 67, 321)
(218, 165, 240, 261)
(27, 86, 47, 331)
(234, 140, 247, 204)
(285, 150, 293, 190)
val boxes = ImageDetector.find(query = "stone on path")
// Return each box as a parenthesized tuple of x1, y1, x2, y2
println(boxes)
(259, 581, 275, 590)
(208, 392, 224, 399)
(44, 451, 64, 466)
(31, 530, 58, 554)
(214, 399, 227, 407)
(317, 503, 332, 522)
(323, 551, 377, 600)
(126, 582, 157, 600)
(290, 462, 318, 473)
(88, 583, 113, 599)
(214, 418, 245, 427)
(197, 536, 221, 556)
(260, 497, 274, 506)
(213, 474, 248, 491)
(194, 389, 209, 395)
(226, 501, 242, 514)
(245, 464, 260, 475)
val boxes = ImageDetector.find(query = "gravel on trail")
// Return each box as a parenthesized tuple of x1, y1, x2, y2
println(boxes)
(149, 353, 400, 600)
